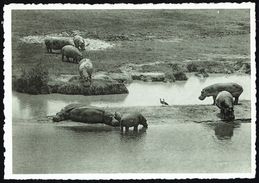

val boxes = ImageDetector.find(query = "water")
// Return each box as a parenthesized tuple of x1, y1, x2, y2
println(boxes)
(12, 74, 251, 173)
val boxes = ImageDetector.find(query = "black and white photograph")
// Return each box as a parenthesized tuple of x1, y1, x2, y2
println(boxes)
(3, 3, 256, 179)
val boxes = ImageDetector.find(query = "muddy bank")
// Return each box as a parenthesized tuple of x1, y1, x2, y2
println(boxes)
(13, 74, 129, 95)
(119, 59, 250, 82)
(45, 100, 251, 125)
(103, 100, 251, 125)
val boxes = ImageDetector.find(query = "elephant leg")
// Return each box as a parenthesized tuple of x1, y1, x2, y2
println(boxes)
(234, 97, 239, 105)
(66, 56, 69, 62)
(125, 127, 129, 132)
(62, 54, 64, 61)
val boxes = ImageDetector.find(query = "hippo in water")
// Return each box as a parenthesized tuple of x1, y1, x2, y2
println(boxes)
(52, 104, 120, 127)
(215, 91, 235, 121)
(199, 82, 243, 105)
(114, 112, 148, 132)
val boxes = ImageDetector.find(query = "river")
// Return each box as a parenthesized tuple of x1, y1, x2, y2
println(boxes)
(12, 74, 252, 174)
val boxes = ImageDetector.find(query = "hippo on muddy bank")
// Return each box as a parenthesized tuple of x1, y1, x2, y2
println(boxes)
(78, 58, 93, 82)
(52, 104, 120, 127)
(215, 91, 235, 121)
(114, 112, 148, 132)
(199, 82, 243, 105)
(44, 37, 74, 53)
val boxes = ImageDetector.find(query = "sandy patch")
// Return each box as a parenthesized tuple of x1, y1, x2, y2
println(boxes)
(20, 34, 114, 51)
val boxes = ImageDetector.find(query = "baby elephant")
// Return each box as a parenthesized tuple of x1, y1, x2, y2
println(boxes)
(114, 112, 148, 132)
(215, 91, 235, 121)
(61, 45, 83, 63)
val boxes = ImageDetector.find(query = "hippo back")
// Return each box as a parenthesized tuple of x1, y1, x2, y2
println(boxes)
(209, 83, 243, 96)
(121, 112, 148, 127)
(78, 58, 93, 79)
(215, 91, 234, 109)
(45, 37, 74, 50)
(69, 107, 106, 123)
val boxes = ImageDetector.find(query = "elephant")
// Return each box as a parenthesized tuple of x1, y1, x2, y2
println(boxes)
(52, 103, 120, 127)
(199, 82, 243, 105)
(78, 58, 93, 82)
(44, 37, 74, 53)
(114, 112, 148, 132)
(61, 45, 83, 63)
(215, 91, 235, 121)
(73, 35, 88, 50)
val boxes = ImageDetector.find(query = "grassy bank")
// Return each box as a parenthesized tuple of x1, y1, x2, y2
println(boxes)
(12, 9, 250, 79)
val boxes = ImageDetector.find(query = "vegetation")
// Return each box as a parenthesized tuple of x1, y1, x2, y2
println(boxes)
(12, 9, 250, 78)
(13, 63, 50, 94)
(11, 10, 250, 94)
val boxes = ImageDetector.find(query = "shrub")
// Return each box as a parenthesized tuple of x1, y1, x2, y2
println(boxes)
(13, 63, 49, 94)
(164, 72, 176, 82)
(173, 71, 188, 81)
(186, 62, 199, 72)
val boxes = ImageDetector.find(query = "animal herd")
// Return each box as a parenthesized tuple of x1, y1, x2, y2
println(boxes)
(44, 35, 93, 82)
(52, 82, 243, 132)
(47, 36, 244, 131)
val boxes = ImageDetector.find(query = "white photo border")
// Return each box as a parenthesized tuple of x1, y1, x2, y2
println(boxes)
(3, 3, 256, 179)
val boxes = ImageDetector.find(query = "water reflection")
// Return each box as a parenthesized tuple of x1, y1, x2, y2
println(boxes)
(57, 124, 120, 133)
(12, 92, 48, 119)
(12, 74, 251, 120)
(207, 122, 241, 140)
(120, 127, 147, 142)
(93, 74, 251, 107)
(12, 92, 128, 118)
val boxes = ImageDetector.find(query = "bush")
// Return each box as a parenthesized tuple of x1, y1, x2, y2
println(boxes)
(13, 63, 49, 94)
(173, 71, 188, 81)
(164, 72, 176, 82)
(186, 62, 199, 72)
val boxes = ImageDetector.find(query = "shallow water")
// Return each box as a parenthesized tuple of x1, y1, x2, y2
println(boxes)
(12, 74, 251, 173)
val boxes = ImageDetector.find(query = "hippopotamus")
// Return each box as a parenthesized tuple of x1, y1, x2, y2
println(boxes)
(61, 45, 83, 63)
(114, 112, 148, 132)
(52, 104, 120, 127)
(73, 35, 88, 50)
(44, 37, 74, 53)
(215, 91, 235, 121)
(78, 58, 93, 82)
(199, 83, 243, 105)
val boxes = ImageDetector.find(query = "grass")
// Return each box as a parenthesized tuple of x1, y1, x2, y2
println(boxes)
(11, 9, 250, 78)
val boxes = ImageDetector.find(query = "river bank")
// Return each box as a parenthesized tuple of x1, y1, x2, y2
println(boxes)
(13, 99, 252, 174)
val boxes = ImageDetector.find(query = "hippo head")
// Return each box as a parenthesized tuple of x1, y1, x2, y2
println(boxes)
(198, 89, 207, 100)
(103, 112, 120, 127)
(114, 112, 122, 122)
(80, 41, 86, 50)
(224, 108, 235, 121)
(139, 115, 148, 128)
(52, 111, 69, 122)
